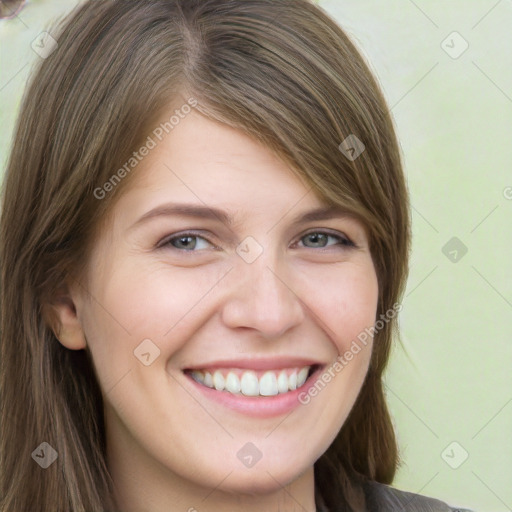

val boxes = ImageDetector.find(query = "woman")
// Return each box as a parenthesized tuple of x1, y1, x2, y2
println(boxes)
(0, 0, 473, 510)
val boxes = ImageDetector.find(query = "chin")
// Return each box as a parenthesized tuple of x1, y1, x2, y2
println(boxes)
(220, 467, 308, 496)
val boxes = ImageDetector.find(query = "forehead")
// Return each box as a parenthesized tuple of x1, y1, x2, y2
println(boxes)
(114, 109, 322, 222)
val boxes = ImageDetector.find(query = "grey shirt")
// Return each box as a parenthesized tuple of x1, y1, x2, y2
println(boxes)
(363, 480, 474, 512)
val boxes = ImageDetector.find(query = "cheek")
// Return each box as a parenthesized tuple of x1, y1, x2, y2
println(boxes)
(81, 262, 227, 379)
(103, 264, 217, 334)
(286, 263, 378, 468)
(339, 273, 379, 348)
(297, 259, 379, 354)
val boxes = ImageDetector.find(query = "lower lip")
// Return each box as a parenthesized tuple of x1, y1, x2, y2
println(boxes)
(183, 366, 324, 418)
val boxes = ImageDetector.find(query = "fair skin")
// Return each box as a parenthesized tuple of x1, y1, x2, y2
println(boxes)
(54, 107, 379, 512)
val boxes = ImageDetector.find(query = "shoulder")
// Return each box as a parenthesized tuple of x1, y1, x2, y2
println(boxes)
(362, 480, 474, 512)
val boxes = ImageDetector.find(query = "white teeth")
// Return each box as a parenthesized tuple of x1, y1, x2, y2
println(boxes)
(190, 371, 204, 384)
(189, 366, 312, 396)
(297, 367, 309, 387)
(277, 370, 289, 393)
(204, 372, 213, 388)
(213, 371, 225, 391)
(289, 372, 297, 390)
(225, 372, 241, 394)
(259, 371, 278, 396)
(240, 371, 259, 396)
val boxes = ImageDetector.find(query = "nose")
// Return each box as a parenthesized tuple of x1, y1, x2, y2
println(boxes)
(221, 254, 305, 339)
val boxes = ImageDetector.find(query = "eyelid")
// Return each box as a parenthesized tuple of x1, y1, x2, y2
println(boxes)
(157, 228, 356, 252)
(156, 230, 218, 250)
(295, 229, 356, 248)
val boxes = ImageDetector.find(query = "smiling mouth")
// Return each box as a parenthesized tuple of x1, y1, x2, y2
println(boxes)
(183, 365, 320, 397)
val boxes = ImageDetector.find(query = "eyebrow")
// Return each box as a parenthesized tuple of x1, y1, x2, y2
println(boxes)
(129, 202, 354, 231)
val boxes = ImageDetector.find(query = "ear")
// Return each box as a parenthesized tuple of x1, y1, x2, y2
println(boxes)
(46, 282, 87, 351)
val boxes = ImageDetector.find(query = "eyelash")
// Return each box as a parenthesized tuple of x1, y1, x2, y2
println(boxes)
(157, 230, 356, 253)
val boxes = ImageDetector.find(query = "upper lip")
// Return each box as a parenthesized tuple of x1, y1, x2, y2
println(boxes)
(183, 357, 325, 372)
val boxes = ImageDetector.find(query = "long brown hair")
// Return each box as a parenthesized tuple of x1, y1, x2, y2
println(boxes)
(0, 1, 410, 510)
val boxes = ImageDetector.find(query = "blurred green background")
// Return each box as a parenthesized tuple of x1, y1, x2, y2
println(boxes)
(1, 1, 511, 510)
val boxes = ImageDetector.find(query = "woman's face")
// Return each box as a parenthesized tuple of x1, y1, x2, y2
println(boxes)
(65, 108, 378, 498)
